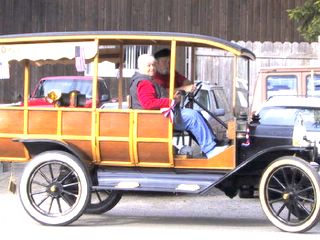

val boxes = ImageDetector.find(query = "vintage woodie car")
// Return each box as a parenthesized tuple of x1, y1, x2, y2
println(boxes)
(0, 31, 319, 233)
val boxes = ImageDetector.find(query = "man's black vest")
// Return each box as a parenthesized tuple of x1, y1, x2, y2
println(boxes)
(129, 72, 168, 109)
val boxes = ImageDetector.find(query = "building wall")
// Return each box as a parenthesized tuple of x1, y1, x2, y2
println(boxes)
(0, 0, 306, 42)
(0, 0, 312, 103)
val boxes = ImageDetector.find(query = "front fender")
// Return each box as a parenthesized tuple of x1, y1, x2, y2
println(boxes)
(205, 145, 316, 196)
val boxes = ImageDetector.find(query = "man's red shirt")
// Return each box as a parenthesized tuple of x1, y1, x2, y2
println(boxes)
(153, 71, 186, 89)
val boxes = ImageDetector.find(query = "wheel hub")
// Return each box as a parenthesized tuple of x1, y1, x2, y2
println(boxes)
(282, 188, 297, 203)
(282, 192, 290, 201)
(48, 182, 63, 197)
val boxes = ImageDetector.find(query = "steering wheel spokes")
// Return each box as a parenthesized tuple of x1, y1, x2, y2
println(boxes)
(183, 81, 202, 108)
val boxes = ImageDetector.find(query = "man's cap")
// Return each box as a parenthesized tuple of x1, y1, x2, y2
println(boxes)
(154, 48, 170, 59)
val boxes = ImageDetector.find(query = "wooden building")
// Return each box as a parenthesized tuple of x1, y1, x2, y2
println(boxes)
(0, 0, 310, 103)
(0, 0, 307, 42)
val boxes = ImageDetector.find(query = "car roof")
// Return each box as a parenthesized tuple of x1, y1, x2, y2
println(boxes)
(0, 31, 255, 60)
(259, 96, 320, 110)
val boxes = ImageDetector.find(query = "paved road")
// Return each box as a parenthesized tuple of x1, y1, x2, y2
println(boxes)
(0, 163, 319, 240)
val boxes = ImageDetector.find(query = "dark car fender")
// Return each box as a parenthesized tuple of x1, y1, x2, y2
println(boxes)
(205, 145, 317, 197)
(13, 138, 93, 170)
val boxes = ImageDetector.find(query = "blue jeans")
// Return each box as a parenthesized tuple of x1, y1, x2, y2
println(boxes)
(180, 108, 216, 155)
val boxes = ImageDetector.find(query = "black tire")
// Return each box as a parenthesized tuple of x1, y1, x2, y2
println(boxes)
(259, 156, 320, 233)
(85, 190, 122, 214)
(19, 151, 91, 226)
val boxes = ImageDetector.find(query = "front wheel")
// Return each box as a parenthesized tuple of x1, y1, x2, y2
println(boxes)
(259, 156, 320, 233)
(19, 151, 91, 225)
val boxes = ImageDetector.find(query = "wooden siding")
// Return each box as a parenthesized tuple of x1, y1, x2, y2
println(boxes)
(0, 0, 313, 103)
(0, 0, 306, 42)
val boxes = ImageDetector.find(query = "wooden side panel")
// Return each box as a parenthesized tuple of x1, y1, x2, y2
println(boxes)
(28, 110, 57, 134)
(62, 111, 91, 135)
(99, 111, 132, 165)
(174, 145, 236, 169)
(65, 140, 93, 160)
(100, 141, 130, 162)
(137, 113, 168, 138)
(135, 112, 171, 166)
(137, 142, 169, 164)
(0, 139, 25, 158)
(0, 109, 23, 134)
(99, 112, 129, 137)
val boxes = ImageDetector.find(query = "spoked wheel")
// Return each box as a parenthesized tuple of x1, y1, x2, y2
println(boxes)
(85, 189, 122, 214)
(259, 156, 320, 233)
(19, 151, 90, 226)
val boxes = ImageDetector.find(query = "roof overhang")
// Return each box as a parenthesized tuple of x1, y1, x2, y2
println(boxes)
(0, 31, 256, 62)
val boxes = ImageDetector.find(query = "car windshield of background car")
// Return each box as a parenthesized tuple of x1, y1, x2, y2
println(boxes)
(34, 79, 92, 98)
(259, 107, 320, 129)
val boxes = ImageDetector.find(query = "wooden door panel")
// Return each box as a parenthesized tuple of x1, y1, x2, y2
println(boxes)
(137, 113, 168, 138)
(98, 110, 172, 167)
(134, 111, 172, 167)
(98, 111, 133, 165)
(136, 142, 169, 164)
(100, 141, 131, 162)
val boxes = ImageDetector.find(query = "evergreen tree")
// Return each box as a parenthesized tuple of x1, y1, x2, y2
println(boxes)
(288, 0, 320, 41)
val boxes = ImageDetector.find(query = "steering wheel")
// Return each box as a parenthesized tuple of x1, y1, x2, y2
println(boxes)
(182, 81, 202, 108)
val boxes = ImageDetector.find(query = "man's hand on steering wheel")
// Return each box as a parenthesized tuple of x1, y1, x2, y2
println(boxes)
(183, 82, 202, 107)
(186, 81, 202, 96)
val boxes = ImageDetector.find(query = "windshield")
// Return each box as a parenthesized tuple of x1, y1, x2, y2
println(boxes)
(34, 79, 92, 99)
(194, 89, 210, 111)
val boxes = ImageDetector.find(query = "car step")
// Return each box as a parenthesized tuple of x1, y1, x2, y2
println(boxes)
(94, 168, 225, 194)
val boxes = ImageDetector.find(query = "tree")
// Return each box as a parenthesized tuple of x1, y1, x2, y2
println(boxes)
(288, 0, 320, 41)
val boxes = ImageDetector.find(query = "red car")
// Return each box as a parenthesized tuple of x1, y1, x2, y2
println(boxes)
(28, 76, 110, 107)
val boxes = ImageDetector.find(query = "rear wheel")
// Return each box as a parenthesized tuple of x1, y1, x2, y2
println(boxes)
(85, 190, 122, 214)
(19, 151, 90, 225)
(259, 156, 320, 233)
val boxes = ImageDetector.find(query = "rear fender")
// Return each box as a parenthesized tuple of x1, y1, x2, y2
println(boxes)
(14, 139, 91, 166)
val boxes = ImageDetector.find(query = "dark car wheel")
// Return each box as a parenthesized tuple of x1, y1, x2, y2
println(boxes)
(259, 156, 320, 233)
(19, 151, 90, 225)
(85, 190, 122, 214)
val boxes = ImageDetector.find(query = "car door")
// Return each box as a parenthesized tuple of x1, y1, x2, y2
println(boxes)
(97, 109, 173, 167)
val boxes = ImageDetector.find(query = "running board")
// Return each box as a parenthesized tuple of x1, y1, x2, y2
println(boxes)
(94, 168, 225, 194)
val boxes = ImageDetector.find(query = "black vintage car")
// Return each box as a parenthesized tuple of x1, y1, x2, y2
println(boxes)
(238, 96, 320, 197)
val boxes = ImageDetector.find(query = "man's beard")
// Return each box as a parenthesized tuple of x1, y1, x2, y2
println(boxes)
(158, 68, 169, 75)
